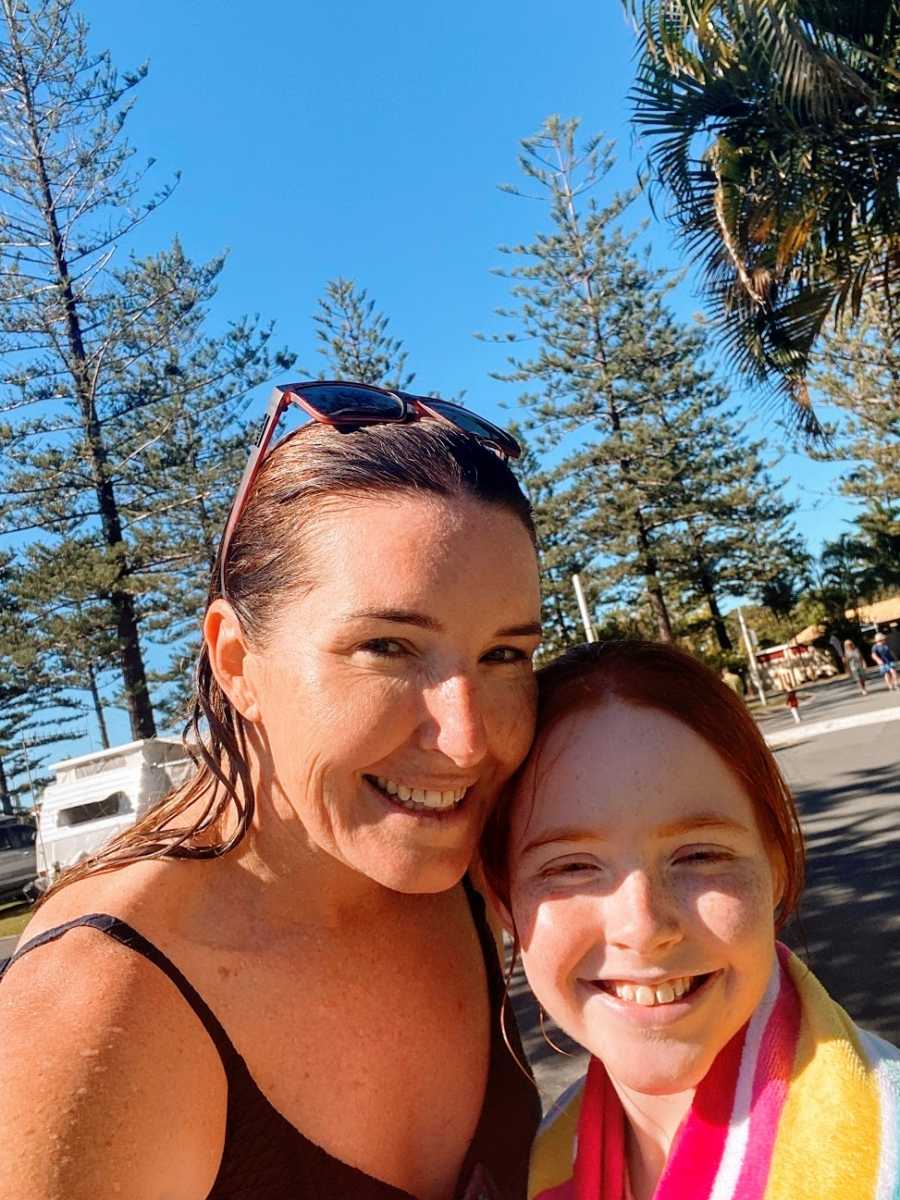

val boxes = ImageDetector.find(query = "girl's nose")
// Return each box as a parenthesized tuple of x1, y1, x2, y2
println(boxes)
(419, 675, 489, 768)
(604, 869, 683, 955)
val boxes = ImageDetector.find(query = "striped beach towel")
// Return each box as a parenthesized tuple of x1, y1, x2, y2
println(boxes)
(529, 945, 900, 1199)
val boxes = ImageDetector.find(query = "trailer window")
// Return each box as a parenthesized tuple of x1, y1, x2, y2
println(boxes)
(58, 791, 129, 826)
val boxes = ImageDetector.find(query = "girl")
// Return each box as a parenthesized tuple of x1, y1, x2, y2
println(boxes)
(481, 640, 900, 1200)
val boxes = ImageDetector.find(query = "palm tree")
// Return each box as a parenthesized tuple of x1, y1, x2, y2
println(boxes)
(624, 1, 900, 434)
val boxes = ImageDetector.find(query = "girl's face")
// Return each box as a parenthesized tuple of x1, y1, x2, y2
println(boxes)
(507, 701, 780, 1096)
(241, 494, 541, 895)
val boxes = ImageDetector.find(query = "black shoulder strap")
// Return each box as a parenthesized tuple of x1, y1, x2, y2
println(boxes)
(1, 913, 238, 1066)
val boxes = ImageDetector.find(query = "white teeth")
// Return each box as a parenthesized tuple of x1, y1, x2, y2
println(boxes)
(610, 976, 695, 1006)
(371, 776, 467, 811)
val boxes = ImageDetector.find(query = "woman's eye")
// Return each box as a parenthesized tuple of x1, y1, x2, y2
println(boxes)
(482, 645, 529, 664)
(359, 638, 406, 657)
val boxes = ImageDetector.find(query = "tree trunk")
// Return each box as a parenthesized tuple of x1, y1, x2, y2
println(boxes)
(9, 10, 156, 740)
(634, 510, 675, 643)
(0, 756, 12, 815)
(701, 574, 733, 650)
(86, 661, 111, 750)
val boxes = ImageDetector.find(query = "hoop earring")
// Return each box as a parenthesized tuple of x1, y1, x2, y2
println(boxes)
(499, 934, 538, 1084)
(538, 1004, 576, 1057)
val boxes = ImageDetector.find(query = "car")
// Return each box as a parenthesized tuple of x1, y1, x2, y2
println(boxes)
(0, 821, 37, 902)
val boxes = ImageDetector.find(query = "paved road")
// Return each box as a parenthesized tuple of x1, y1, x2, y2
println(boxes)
(513, 675, 900, 1110)
(0, 935, 17, 960)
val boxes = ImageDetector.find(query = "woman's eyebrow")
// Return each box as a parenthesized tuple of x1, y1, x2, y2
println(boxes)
(347, 607, 441, 630)
(345, 609, 542, 638)
(520, 813, 750, 856)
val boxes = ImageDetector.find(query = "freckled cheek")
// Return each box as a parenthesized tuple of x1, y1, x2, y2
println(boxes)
(692, 871, 775, 949)
(514, 892, 598, 988)
(487, 680, 537, 770)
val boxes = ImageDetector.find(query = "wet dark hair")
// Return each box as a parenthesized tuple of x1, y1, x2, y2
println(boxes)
(47, 419, 536, 894)
(481, 639, 805, 930)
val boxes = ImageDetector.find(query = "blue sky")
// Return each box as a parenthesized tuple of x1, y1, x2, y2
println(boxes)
(48, 0, 851, 756)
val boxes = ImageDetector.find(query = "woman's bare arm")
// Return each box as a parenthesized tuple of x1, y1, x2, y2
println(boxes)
(0, 929, 227, 1199)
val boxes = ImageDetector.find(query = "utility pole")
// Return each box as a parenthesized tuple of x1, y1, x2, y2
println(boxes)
(572, 574, 597, 643)
(736, 606, 767, 706)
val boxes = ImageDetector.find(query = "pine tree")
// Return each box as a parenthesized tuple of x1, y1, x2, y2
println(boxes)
(489, 117, 690, 640)
(651, 401, 809, 650)
(509, 427, 597, 655)
(313, 278, 414, 389)
(492, 118, 808, 648)
(811, 294, 900, 592)
(0, 553, 82, 811)
(0, 2, 290, 737)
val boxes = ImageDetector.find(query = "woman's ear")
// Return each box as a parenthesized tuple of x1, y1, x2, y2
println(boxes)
(204, 599, 261, 722)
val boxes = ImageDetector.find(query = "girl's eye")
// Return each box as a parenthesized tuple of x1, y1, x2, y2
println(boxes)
(675, 849, 733, 866)
(359, 638, 406, 657)
(542, 861, 596, 878)
(482, 645, 530, 664)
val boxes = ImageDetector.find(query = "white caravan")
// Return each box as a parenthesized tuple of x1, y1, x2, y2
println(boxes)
(35, 739, 194, 888)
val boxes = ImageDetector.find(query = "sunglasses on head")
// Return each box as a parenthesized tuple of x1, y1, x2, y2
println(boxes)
(218, 380, 521, 596)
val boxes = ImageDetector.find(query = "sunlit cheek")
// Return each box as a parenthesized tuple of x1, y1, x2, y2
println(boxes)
(691, 869, 775, 947)
(516, 890, 598, 987)
(488, 678, 537, 770)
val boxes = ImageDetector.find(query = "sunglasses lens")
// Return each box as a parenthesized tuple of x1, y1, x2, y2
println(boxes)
(423, 399, 520, 458)
(301, 384, 404, 422)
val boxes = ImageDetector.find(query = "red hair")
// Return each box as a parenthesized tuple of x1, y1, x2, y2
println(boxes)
(480, 640, 804, 929)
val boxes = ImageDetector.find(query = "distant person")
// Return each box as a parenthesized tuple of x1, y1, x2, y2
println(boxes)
(481, 642, 900, 1200)
(785, 687, 801, 722)
(843, 638, 868, 695)
(720, 666, 744, 697)
(872, 632, 899, 692)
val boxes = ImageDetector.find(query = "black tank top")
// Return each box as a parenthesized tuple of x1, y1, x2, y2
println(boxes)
(1, 883, 539, 1200)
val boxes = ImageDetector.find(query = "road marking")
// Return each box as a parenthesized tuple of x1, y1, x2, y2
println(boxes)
(766, 706, 900, 748)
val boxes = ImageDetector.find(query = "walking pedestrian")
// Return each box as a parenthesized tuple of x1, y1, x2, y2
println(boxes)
(785, 688, 801, 722)
(872, 632, 899, 692)
(843, 638, 868, 695)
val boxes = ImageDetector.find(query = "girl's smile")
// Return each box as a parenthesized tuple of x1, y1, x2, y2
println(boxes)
(507, 700, 781, 1096)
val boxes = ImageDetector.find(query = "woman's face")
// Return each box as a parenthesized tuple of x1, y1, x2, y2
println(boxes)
(508, 701, 779, 1096)
(244, 494, 541, 894)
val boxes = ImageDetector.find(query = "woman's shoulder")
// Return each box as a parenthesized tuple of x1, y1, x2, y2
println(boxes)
(0, 865, 228, 1199)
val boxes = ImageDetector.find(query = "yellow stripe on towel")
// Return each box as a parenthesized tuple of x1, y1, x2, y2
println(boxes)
(528, 1078, 585, 1199)
(765, 956, 880, 1199)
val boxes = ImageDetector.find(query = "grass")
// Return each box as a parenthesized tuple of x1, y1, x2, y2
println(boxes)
(0, 901, 33, 939)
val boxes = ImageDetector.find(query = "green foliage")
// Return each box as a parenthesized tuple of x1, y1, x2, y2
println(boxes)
(491, 116, 806, 650)
(313, 278, 414, 389)
(625, 0, 900, 431)
(0, 553, 82, 811)
(0, 1, 292, 738)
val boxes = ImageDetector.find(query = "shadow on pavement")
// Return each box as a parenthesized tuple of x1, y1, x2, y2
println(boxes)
(782, 760, 900, 1046)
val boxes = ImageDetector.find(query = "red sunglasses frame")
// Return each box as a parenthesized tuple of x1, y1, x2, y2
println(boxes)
(218, 380, 520, 596)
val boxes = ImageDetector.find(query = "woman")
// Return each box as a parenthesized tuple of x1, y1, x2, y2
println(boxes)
(481, 641, 900, 1200)
(843, 638, 868, 695)
(0, 382, 543, 1200)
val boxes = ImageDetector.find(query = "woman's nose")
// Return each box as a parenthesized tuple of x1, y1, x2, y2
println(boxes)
(419, 675, 489, 768)
(604, 870, 683, 955)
